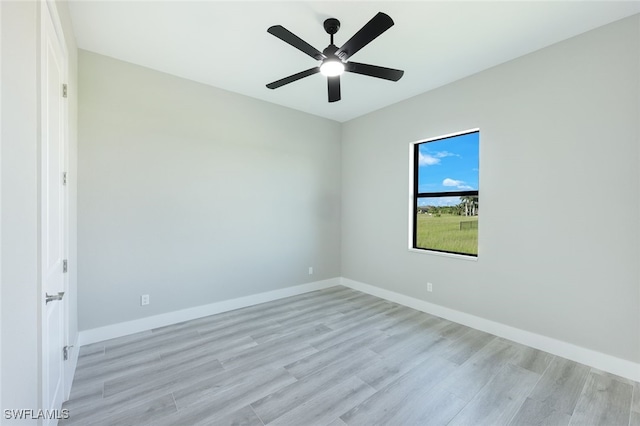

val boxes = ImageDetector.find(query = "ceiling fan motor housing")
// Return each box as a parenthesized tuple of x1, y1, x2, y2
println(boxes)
(323, 44, 339, 57)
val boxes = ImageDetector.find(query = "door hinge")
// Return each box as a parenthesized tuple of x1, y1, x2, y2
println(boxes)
(62, 172, 67, 186)
(63, 259, 68, 273)
(63, 345, 73, 361)
(62, 84, 68, 98)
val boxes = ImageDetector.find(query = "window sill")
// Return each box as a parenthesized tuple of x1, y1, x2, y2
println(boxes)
(408, 248, 479, 262)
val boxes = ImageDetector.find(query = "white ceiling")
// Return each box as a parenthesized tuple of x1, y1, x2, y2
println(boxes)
(68, 1, 640, 122)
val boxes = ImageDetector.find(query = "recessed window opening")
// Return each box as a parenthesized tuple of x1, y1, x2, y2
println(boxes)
(411, 130, 479, 257)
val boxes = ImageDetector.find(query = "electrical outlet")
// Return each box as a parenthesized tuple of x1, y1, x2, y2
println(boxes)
(141, 294, 150, 306)
(308, 267, 314, 275)
(427, 282, 433, 292)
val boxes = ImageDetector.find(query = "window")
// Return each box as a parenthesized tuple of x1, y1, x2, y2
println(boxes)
(411, 130, 479, 257)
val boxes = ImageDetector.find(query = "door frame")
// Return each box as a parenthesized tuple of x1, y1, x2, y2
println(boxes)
(40, 0, 69, 413)
(0, 0, 3, 414)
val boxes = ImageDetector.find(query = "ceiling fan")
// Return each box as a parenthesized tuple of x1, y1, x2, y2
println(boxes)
(266, 12, 404, 103)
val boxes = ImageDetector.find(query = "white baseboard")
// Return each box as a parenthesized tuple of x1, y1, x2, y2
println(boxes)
(78, 278, 340, 346)
(341, 277, 640, 382)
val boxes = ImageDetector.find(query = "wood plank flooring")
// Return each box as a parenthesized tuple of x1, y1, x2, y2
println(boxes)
(62, 286, 639, 425)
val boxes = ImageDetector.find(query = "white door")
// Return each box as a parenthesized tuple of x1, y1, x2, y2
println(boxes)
(41, 2, 68, 423)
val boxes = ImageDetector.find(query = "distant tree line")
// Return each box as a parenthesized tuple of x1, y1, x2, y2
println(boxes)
(418, 196, 479, 216)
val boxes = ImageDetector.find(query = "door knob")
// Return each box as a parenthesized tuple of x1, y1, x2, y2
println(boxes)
(45, 291, 65, 304)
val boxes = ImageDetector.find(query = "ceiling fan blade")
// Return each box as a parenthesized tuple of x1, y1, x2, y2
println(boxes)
(328, 76, 341, 102)
(345, 62, 404, 81)
(266, 67, 320, 89)
(268, 25, 325, 61)
(336, 12, 394, 61)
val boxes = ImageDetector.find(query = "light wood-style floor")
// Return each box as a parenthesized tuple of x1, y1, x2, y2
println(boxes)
(62, 286, 640, 426)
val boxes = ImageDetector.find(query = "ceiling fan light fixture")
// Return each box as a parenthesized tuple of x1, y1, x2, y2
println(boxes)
(266, 12, 404, 102)
(320, 58, 345, 77)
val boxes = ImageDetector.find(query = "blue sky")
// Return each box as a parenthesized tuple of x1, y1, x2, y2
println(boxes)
(417, 131, 479, 206)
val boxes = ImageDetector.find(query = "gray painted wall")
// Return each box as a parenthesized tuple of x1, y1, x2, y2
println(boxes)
(341, 15, 640, 363)
(1, 2, 40, 417)
(78, 51, 342, 330)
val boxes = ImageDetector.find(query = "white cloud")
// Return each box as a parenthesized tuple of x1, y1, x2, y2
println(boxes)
(443, 178, 463, 187)
(419, 150, 459, 166)
(419, 152, 440, 166)
(434, 151, 457, 158)
(443, 178, 474, 190)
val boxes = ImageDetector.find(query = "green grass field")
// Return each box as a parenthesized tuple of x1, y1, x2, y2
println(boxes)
(416, 214, 478, 255)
